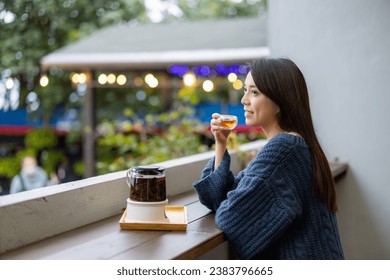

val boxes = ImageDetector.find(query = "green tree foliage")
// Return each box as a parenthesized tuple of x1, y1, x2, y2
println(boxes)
(24, 128, 57, 150)
(1, 0, 146, 74)
(0, 0, 147, 124)
(177, 0, 266, 20)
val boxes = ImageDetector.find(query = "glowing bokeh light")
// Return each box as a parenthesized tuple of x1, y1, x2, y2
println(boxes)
(148, 77, 158, 88)
(227, 73, 237, 83)
(107, 73, 116, 84)
(71, 73, 79, 84)
(202, 80, 214, 92)
(78, 73, 87, 84)
(183, 73, 196, 87)
(145, 73, 158, 88)
(98, 74, 108, 85)
(5, 77, 14, 89)
(232, 79, 243, 90)
(133, 77, 143, 87)
(169, 65, 189, 77)
(39, 75, 49, 87)
(117, 74, 127, 85)
(144, 73, 155, 84)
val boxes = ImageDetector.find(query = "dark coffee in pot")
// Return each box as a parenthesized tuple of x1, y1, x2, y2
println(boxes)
(128, 166, 166, 202)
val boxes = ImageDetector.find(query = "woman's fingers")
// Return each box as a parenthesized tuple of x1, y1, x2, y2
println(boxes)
(209, 113, 231, 144)
(210, 120, 223, 132)
(211, 113, 220, 119)
(210, 113, 220, 132)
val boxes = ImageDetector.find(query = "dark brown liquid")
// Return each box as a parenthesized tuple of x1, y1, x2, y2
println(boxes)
(130, 176, 166, 202)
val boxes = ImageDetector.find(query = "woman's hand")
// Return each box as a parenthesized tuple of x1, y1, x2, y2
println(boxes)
(210, 113, 231, 169)
(210, 113, 231, 145)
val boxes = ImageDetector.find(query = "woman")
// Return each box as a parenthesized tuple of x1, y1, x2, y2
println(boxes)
(193, 57, 344, 259)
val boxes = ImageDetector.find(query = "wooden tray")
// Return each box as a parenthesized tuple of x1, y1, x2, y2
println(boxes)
(119, 206, 187, 231)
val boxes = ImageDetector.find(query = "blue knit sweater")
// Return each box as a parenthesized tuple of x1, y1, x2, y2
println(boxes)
(193, 133, 344, 260)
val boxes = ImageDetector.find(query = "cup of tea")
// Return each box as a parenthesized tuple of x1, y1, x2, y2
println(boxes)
(218, 114, 238, 130)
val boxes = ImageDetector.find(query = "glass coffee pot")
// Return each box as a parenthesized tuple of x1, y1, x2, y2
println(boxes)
(126, 166, 167, 202)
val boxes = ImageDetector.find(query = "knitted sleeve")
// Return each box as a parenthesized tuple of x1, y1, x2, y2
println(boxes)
(193, 150, 246, 211)
(194, 137, 304, 259)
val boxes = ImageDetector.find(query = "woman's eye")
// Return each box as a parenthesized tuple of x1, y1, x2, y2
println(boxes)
(243, 87, 260, 95)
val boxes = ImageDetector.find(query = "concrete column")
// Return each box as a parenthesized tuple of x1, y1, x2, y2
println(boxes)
(82, 71, 96, 178)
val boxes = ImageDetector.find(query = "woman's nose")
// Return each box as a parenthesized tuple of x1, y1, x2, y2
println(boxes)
(241, 93, 249, 105)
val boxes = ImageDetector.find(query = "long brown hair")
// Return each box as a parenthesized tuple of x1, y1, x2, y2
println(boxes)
(250, 57, 337, 212)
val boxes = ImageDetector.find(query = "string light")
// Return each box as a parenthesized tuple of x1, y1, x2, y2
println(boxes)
(116, 74, 127, 86)
(144, 73, 154, 84)
(70, 73, 79, 84)
(170, 64, 248, 78)
(202, 80, 214, 92)
(70, 73, 88, 84)
(6, 77, 14, 89)
(227, 73, 237, 83)
(145, 73, 158, 88)
(232, 79, 243, 90)
(98, 74, 108, 85)
(0, 75, 20, 111)
(168, 65, 188, 77)
(39, 74, 49, 87)
(183, 72, 196, 87)
(133, 77, 143, 87)
(78, 73, 87, 84)
(107, 73, 116, 84)
(148, 78, 158, 88)
(67, 64, 247, 90)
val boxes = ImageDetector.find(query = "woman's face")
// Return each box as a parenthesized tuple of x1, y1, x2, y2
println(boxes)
(241, 71, 280, 131)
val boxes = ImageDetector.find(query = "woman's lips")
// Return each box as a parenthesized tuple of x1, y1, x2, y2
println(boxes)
(244, 110, 254, 117)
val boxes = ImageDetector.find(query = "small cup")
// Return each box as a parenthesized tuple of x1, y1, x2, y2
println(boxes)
(218, 114, 238, 130)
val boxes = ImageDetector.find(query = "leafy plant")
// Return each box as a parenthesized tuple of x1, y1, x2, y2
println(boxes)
(0, 157, 20, 178)
(40, 150, 65, 175)
(24, 128, 57, 150)
(95, 105, 209, 175)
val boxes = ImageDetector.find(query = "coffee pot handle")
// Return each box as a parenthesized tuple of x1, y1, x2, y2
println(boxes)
(126, 169, 133, 188)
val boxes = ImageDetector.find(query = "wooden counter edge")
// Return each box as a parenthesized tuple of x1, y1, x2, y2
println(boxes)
(173, 233, 227, 260)
(330, 162, 348, 183)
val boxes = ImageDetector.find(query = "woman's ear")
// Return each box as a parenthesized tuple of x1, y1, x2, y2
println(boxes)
(273, 102, 280, 114)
